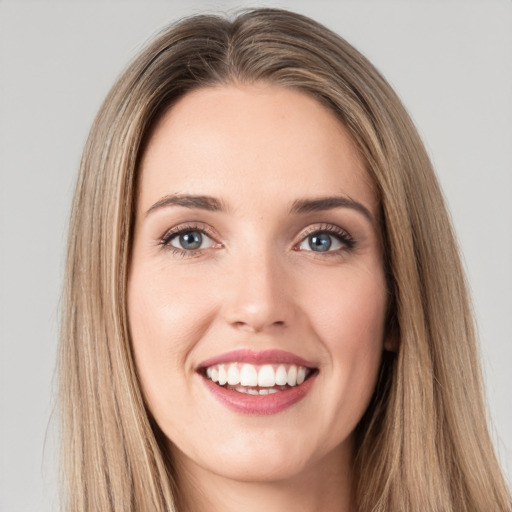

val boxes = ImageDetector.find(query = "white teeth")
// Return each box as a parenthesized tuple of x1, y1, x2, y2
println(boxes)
(227, 364, 240, 385)
(218, 365, 227, 385)
(275, 365, 288, 385)
(258, 364, 275, 387)
(232, 387, 281, 395)
(297, 366, 306, 385)
(240, 364, 258, 386)
(205, 362, 313, 391)
(287, 365, 297, 386)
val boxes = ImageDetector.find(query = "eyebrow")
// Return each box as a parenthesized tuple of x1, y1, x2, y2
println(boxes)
(290, 196, 374, 222)
(145, 193, 373, 223)
(146, 194, 227, 216)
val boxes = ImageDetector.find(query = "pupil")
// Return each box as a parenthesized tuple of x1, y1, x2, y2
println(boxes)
(180, 231, 202, 250)
(309, 233, 331, 252)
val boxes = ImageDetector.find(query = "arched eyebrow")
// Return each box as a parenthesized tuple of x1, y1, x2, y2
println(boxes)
(145, 194, 228, 216)
(145, 193, 373, 223)
(290, 196, 374, 223)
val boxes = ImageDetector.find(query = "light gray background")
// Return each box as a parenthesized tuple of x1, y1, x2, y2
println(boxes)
(1, 1, 511, 510)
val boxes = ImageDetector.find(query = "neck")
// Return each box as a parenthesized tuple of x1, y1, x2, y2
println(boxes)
(173, 444, 354, 512)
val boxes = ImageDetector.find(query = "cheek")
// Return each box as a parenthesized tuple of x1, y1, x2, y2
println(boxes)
(127, 260, 215, 407)
(129, 258, 212, 346)
(300, 265, 387, 419)
(302, 263, 387, 348)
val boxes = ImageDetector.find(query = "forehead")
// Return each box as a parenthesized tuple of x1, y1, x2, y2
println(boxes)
(138, 84, 377, 216)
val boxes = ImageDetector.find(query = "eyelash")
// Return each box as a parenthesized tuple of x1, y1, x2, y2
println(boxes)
(295, 224, 356, 254)
(159, 222, 356, 257)
(159, 223, 219, 258)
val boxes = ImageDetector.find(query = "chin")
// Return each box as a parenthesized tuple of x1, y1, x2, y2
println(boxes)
(172, 428, 332, 485)
(204, 451, 310, 484)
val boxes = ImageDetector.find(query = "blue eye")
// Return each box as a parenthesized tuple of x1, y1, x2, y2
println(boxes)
(175, 231, 202, 250)
(308, 233, 333, 252)
(167, 230, 215, 251)
(298, 228, 353, 253)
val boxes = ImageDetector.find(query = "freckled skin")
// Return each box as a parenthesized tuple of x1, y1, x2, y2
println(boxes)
(128, 85, 389, 510)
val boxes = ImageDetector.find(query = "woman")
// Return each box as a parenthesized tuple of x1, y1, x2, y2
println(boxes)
(59, 8, 511, 511)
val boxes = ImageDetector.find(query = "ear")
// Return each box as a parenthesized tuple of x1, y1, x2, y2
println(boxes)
(383, 332, 398, 352)
(382, 278, 398, 352)
(383, 312, 399, 352)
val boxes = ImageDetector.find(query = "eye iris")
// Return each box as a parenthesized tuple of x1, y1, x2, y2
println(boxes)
(309, 233, 331, 252)
(180, 231, 202, 250)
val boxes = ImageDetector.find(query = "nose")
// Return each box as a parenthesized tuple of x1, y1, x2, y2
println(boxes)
(220, 248, 297, 334)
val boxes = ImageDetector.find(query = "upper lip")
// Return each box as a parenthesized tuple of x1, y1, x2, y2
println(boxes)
(197, 349, 317, 369)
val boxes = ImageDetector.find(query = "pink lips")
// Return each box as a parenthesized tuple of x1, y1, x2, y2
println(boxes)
(198, 349, 316, 369)
(197, 349, 318, 415)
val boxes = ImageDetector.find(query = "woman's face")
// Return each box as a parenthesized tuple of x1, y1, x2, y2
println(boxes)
(128, 84, 389, 484)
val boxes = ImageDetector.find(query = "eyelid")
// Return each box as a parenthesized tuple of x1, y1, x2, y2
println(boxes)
(157, 221, 354, 257)
(168, 230, 215, 250)
(159, 222, 222, 253)
(294, 223, 355, 252)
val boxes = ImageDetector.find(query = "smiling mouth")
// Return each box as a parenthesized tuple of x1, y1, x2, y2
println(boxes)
(200, 362, 317, 395)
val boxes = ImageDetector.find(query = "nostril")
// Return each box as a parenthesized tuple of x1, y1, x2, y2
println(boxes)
(231, 319, 286, 332)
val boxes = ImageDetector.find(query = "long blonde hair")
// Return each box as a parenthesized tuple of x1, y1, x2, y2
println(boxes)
(59, 8, 511, 511)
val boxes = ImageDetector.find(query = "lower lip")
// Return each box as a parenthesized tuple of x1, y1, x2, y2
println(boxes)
(200, 373, 317, 415)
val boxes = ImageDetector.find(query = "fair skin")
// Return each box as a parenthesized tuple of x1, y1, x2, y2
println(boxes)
(128, 84, 389, 512)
